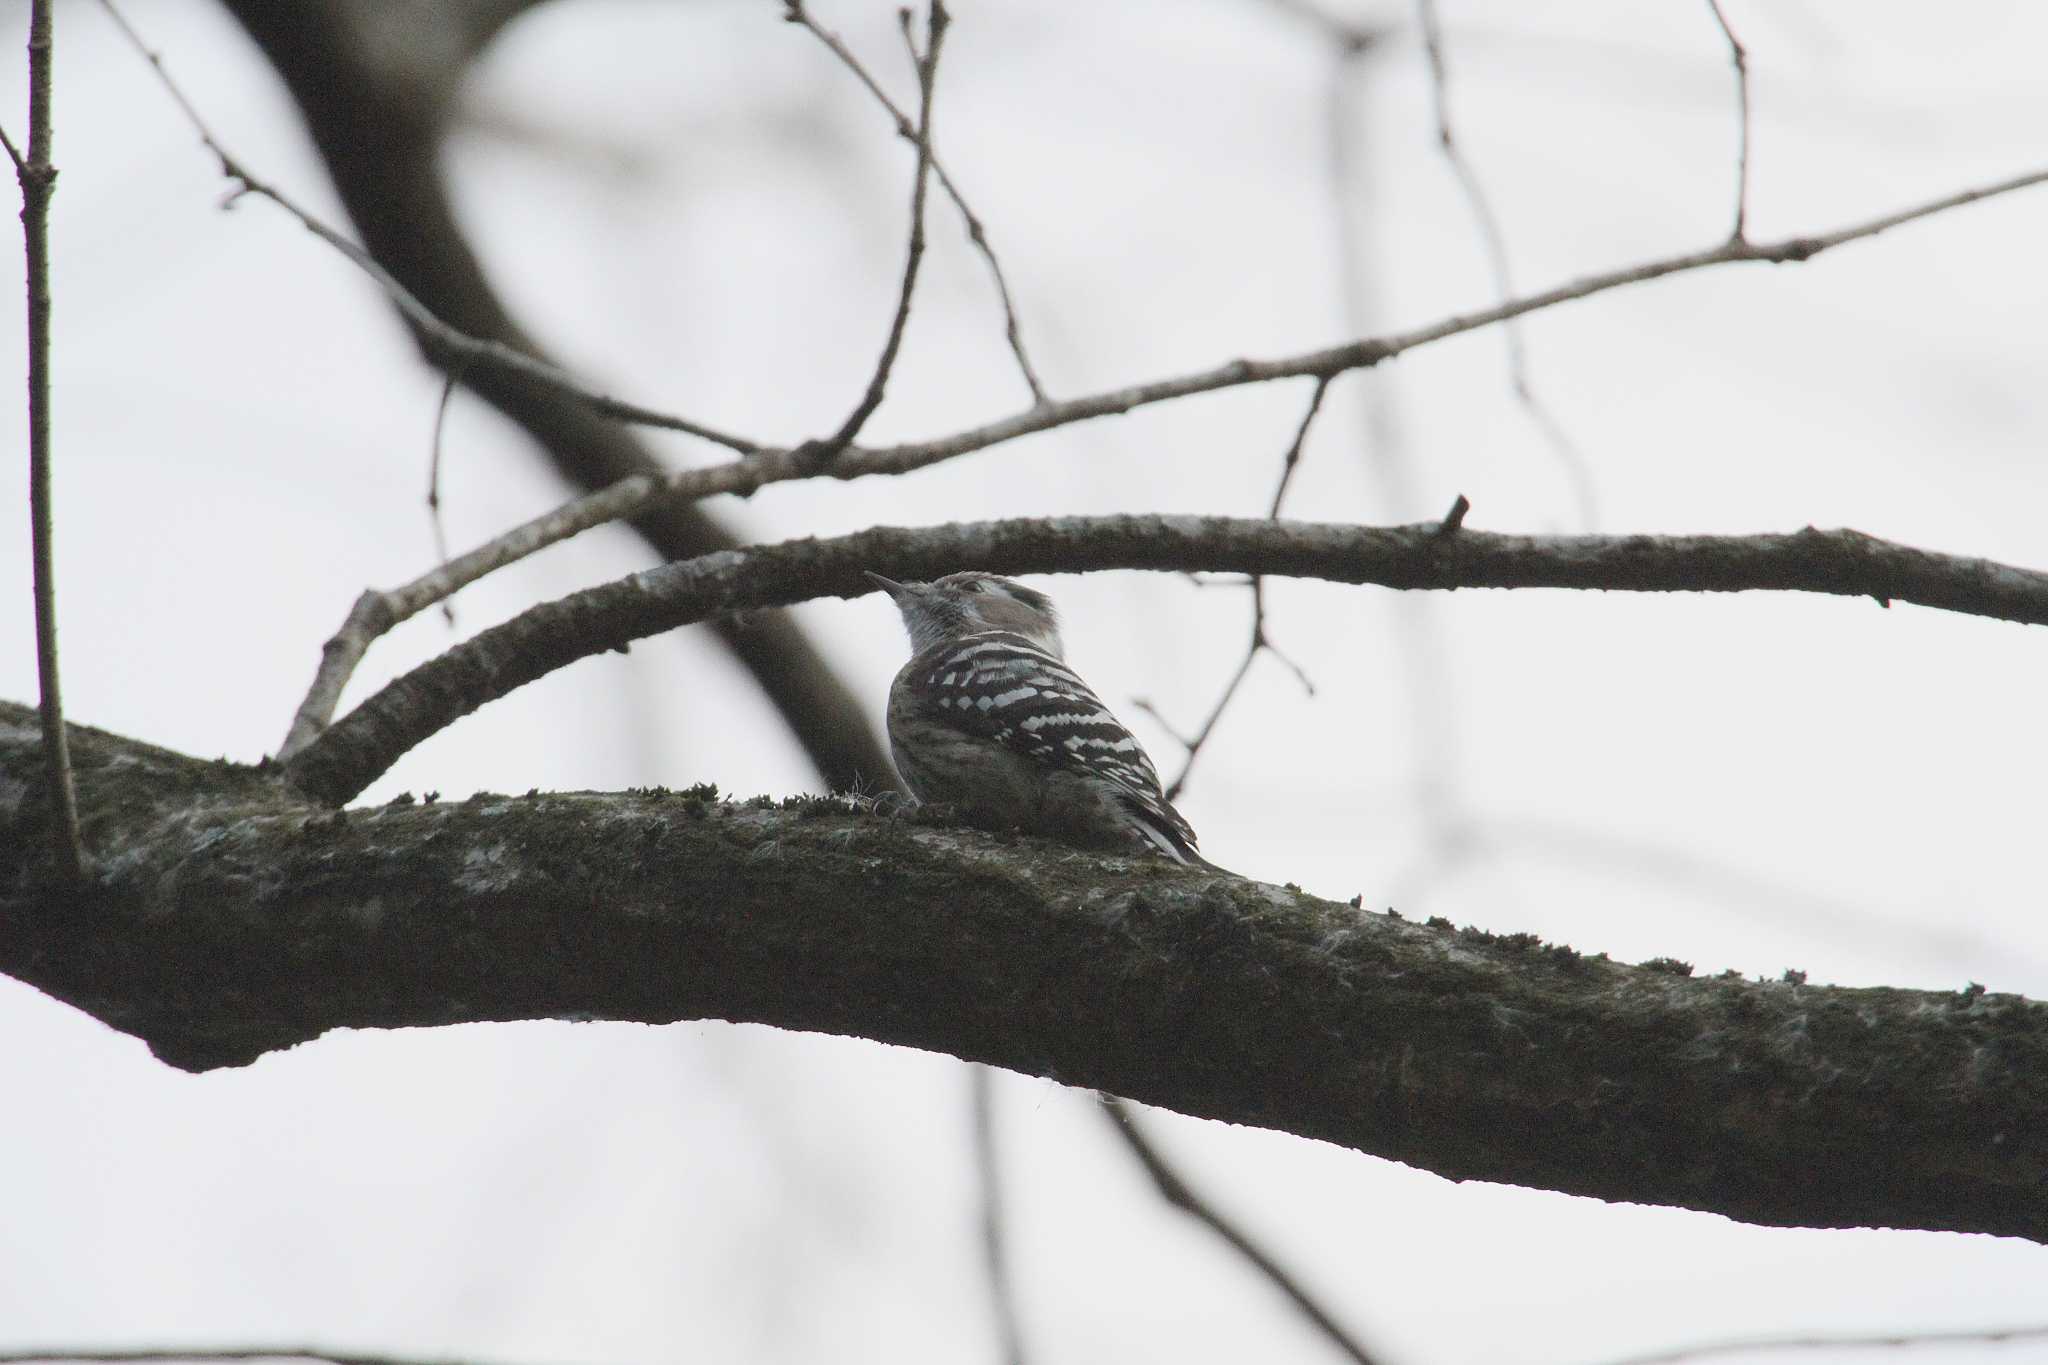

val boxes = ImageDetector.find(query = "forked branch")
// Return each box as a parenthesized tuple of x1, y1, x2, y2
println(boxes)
(273, 164, 2048, 758)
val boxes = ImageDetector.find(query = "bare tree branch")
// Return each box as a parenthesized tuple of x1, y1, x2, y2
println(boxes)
(102, 1, 2048, 797)
(834, 162, 2048, 470)
(969, 1068, 1028, 1365)
(1102, 1098, 1384, 1365)
(274, 156, 2048, 759)
(807, 0, 949, 458)
(1137, 380, 1330, 797)
(207, 0, 894, 793)
(0, 1351, 480, 1365)
(1704, 0, 1753, 241)
(423, 373, 461, 626)
(278, 514, 2048, 808)
(1268, 375, 1333, 520)
(1259, 0, 1384, 53)
(97, 0, 759, 455)
(1594, 1322, 2048, 1365)
(1413, 0, 1592, 527)
(15, 0, 82, 881)
(1138, 570, 1315, 804)
(5, 700, 2045, 1241)
(782, 0, 1046, 403)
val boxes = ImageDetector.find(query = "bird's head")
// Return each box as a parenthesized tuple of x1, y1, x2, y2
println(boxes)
(865, 570, 1064, 658)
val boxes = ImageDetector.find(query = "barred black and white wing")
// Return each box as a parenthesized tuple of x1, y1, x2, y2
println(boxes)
(888, 631, 1202, 863)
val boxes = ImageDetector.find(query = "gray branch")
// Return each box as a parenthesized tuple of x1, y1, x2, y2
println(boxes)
(2, 701, 2043, 1242)
(279, 515, 2048, 807)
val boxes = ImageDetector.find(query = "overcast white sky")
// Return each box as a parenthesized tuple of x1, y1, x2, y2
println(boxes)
(3, 1, 2047, 1362)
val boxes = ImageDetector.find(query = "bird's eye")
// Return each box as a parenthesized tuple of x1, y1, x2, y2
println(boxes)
(961, 581, 984, 594)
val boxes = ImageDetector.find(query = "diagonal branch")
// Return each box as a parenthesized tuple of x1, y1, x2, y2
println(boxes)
(195, 0, 895, 792)
(98, 0, 759, 455)
(1137, 379, 1331, 799)
(279, 514, 2048, 807)
(844, 162, 2048, 463)
(1102, 1098, 1384, 1365)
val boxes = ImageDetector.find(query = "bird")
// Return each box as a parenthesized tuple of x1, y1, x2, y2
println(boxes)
(866, 569, 1212, 868)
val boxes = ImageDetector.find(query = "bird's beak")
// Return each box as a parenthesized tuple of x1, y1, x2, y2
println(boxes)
(864, 570, 909, 598)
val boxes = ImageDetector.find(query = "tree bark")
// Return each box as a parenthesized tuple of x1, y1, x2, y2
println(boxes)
(5, 700, 2042, 1243)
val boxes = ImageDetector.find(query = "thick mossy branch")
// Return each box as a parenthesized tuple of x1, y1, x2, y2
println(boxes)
(3, 701, 2045, 1241)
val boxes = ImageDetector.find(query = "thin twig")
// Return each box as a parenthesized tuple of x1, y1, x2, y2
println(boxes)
(1414, 0, 1599, 528)
(1593, 1321, 2048, 1365)
(1268, 374, 1333, 519)
(1100, 1098, 1384, 1365)
(425, 373, 460, 626)
(1259, 0, 1383, 53)
(1704, 0, 1752, 242)
(1138, 378, 1331, 798)
(17, 0, 83, 880)
(267, 164, 2048, 756)
(811, 0, 948, 458)
(1138, 574, 1314, 802)
(98, 0, 2048, 490)
(0, 120, 24, 175)
(783, 0, 1046, 403)
(96, 0, 759, 456)
(969, 1067, 1029, 1365)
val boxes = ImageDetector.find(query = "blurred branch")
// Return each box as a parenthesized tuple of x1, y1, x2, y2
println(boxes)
(1259, 0, 1384, 53)
(1594, 1322, 2048, 1365)
(0, 1351, 480, 1365)
(14, 0, 83, 881)
(424, 373, 461, 626)
(1413, 0, 1597, 527)
(201, 0, 893, 792)
(810, 0, 949, 458)
(1102, 1098, 1384, 1365)
(281, 513, 2048, 808)
(5, 698, 2045, 1243)
(1704, 0, 1753, 241)
(98, 0, 756, 455)
(782, 0, 1046, 403)
(969, 1067, 1029, 1365)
